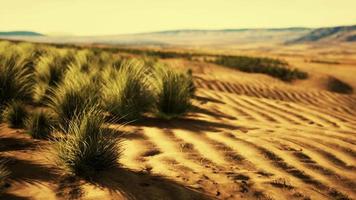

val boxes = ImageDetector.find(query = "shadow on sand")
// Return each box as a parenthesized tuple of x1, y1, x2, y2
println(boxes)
(72, 167, 213, 200)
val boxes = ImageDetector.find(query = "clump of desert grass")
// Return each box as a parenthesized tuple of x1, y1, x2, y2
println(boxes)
(0, 53, 33, 106)
(1, 101, 29, 128)
(0, 161, 10, 191)
(151, 64, 194, 119)
(48, 64, 100, 128)
(33, 50, 76, 103)
(53, 106, 122, 178)
(25, 110, 55, 139)
(101, 59, 153, 120)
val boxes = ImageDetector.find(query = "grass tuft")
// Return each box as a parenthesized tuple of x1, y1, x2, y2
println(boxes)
(0, 161, 10, 191)
(0, 53, 33, 106)
(101, 59, 153, 120)
(25, 110, 55, 139)
(48, 65, 100, 128)
(53, 106, 122, 178)
(1, 101, 29, 128)
(152, 64, 193, 119)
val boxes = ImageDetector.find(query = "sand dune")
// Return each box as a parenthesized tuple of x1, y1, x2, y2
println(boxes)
(1, 53, 356, 200)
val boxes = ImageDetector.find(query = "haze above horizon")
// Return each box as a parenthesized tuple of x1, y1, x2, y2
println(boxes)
(1, 0, 356, 36)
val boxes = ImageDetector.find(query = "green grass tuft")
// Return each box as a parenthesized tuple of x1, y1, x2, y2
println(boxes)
(1, 101, 29, 128)
(101, 59, 153, 120)
(152, 64, 193, 119)
(53, 106, 122, 177)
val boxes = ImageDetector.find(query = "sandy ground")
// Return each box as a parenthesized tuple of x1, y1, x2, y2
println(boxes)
(1, 45, 356, 200)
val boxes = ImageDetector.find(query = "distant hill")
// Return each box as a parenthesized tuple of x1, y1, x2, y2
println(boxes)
(1, 26, 355, 47)
(289, 25, 356, 43)
(0, 31, 43, 36)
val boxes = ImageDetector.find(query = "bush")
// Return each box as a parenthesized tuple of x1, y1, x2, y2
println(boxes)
(48, 65, 100, 128)
(25, 110, 55, 139)
(53, 107, 122, 177)
(214, 56, 308, 81)
(0, 53, 33, 106)
(1, 101, 29, 128)
(101, 59, 152, 120)
(152, 64, 193, 119)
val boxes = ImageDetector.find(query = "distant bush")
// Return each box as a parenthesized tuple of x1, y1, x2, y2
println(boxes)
(53, 107, 122, 177)
(327, 77, 353, 94)
(25, 110, 55, 139)
(101, 59, 153, 120)
(151, 64, 194, 119)
(214, 56, 308, 81)
(0, 53, 33, 106)
(48, 65, 100, 128)
(1, 101, 29, 128)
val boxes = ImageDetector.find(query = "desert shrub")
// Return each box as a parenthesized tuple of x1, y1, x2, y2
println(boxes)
(53, 107, 122, 177)
(151, 64, 193, 119)
(1, 101, 29, 128)
(0, 53, 33, 106)
(101, 59, 153, 120)
(33, 50, 76, 103)
(48, 65, 100, 128)
(25, 110, 55, 139)
(327, 77, 353, 94)
(214, 56, 308, 81)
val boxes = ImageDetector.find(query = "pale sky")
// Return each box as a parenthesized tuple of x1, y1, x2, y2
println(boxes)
(1, 0, 356, 36)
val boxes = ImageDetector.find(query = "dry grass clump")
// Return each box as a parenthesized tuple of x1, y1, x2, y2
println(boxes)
(0, 53, 33, 106)
(53, 106, 122, 177)
(48, 64, 100, 128)
(101, 59, 153, 120)
(1, 101, 29, 128)
(0, 161, 10, 191)
(25, 110, 55, 139)
(151, 64, 194, 119)
(33, 50, 76, 103)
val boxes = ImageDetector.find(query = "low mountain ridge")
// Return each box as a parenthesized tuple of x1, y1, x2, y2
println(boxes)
(289, 25, 356, 43)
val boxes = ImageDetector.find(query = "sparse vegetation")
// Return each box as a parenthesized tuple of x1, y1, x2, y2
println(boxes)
(152, 64, 194, 119)
(327, 77, 353, 94)
(25, 110, 55, 139)
(214, 55, 308, 81)
(101, 59, 152, 120)
(1, 101, 29, 128)
(53, 106, 122, 177)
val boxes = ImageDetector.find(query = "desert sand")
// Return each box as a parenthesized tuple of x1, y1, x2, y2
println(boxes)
(1, 44, 356, 200)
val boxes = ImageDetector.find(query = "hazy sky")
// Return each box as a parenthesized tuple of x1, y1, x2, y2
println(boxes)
(1, 0, 356, 35)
